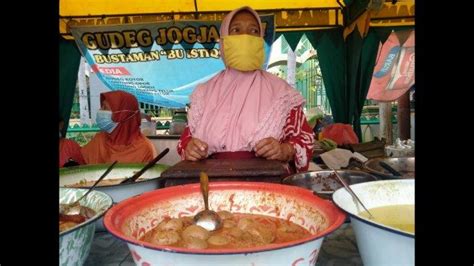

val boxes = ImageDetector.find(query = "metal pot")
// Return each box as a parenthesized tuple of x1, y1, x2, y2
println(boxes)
(282, 170, 378, 200)
(363, 157, 414, 179)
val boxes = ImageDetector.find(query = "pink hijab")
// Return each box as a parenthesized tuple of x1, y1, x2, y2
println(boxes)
(188, 6, 305, 155)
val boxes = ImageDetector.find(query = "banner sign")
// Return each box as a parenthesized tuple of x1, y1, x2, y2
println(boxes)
(70, 15, 275, 108)
(367, 30, 415, 102)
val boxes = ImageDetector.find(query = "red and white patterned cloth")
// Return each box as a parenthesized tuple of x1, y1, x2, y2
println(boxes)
(177, 106, 314, 172)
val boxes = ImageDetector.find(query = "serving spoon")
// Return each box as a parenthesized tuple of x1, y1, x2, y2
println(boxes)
(330, 167, 375, 219)
(193, 172, 222, 231)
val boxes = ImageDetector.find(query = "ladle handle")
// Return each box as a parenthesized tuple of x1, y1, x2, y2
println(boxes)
(121, 148, 169, 184)
(379, 161, 402, 176)
(331, 167, 375, 219)
(74, 160, 118, 204)
(200, 172, 209, 211)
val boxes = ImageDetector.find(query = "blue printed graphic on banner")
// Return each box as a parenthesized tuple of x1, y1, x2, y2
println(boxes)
(373, 46, 401, 78)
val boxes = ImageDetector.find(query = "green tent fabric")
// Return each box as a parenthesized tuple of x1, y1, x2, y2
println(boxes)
(373, 28, 392, 44)
(305, 27, 379, 141)
(280, 31, 306, 52)
(345, 27, 363, 139)
(346, 26, 414, 140)
(373, 26, 414, 45)
(276, 29, 351, 125)
(343, 0, 369, 25)
(307, 28, 349, 124)
(346, 27, 380, 139)
(59, 39, 81, 135)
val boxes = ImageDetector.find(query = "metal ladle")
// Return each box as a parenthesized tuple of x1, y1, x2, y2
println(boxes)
(193, 172, 222, 231)
(60, 161, 118, 216)
(330, 167, 375, 219)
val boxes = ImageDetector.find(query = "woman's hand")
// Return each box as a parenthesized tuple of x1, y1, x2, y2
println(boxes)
(184, 138, 209, 161)
(255, 137, 295, 162)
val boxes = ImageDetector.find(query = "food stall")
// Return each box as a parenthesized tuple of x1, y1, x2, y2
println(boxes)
(59, 0, 415, 265)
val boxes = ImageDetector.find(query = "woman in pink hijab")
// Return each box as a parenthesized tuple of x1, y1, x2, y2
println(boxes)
(177, 6, 314, 172)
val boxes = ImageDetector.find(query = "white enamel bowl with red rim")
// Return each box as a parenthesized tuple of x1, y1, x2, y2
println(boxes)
(104, 182, 346, 265)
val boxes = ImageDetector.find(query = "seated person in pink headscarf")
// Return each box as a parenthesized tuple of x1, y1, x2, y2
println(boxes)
(177, 6, 315, 172)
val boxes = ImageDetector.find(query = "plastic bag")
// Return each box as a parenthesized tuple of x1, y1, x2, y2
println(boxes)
(320, 123, 359, 146)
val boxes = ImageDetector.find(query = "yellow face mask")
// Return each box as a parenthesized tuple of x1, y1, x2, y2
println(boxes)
(222, 34, 264, 72)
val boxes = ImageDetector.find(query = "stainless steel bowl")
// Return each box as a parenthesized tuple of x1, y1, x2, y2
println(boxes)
(282, 170, 378, 199)
(363, 157, 415, 179)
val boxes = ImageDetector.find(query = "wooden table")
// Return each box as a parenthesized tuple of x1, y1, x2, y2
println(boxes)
(159, 158, 289, 187)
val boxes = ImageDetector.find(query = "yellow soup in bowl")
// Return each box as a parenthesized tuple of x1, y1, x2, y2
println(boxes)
(359, 204, 414, 234)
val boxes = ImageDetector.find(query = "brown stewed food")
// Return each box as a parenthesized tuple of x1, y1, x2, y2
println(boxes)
(140, 211, 312, 250)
